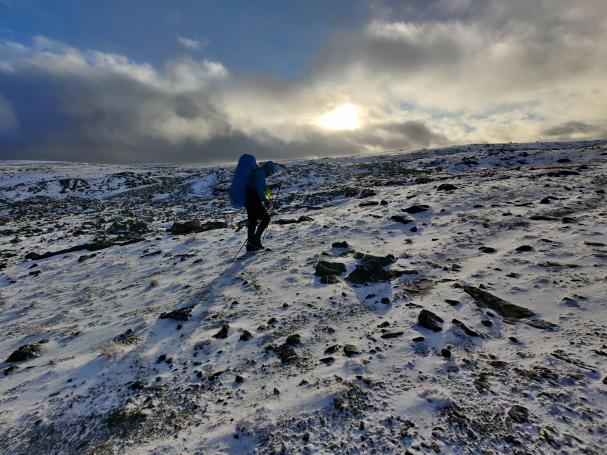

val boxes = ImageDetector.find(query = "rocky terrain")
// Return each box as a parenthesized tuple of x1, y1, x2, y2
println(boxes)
(0, 140, 606, 454)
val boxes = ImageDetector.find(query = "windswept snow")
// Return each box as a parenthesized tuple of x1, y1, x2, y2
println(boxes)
(0, 140, 606, 454)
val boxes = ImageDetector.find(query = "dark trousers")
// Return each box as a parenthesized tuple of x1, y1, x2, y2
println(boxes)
(245, 194, 270, 243)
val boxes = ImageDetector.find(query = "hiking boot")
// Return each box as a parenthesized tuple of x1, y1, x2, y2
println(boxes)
(246, 240, 264, 252)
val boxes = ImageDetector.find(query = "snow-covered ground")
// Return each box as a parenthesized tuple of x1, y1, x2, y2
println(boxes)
(0, 140, 606, 454)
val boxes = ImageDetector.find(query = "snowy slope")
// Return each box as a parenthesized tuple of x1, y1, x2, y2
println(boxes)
(0, 140, 606, 454)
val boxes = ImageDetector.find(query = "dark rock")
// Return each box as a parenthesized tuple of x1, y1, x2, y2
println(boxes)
(6, 341, 45, 362)
(391, 215, 414, 224)
(412, 336, 425, 342)
(380, 200, 389, 205)
(451, 319, 480, 337)
(156, 354, 167, 363)
(380, 297, 391, 304)
(107, 219, 148, 236)
(359, 188, 376, 198)
(508, 405, 529, 423)
(274, 344, 298, 364)
(25, 238, 143, 261)
(267, 317, 277, 325)
(377, 321, 390, 328)
(239, 330, 253, 341)
(343, 344, 360, 357)
(515, 245, 534, 252)
(277, 216, 313, 225)
(324, 345, 339, 354)
(315, 261, 346, 284)
(285, 334, 302, 346)
(235, 375, 244, 383)
(359, 201, 379, 207)
(445, 299, 460, 306)
(462, 284, 535, 319)
(320, 357, 335, 365)
(441, 348, 452, 359)
(526, 319, 558, 330)
(212, 323, 229, 339)
(381, 330, 404, 339)
(169, 220, 227, 235)
(346, 254, 395, 284)
(418, 309, 444, 332)
(159, 305, 195, 321)
(437, 183, 457, 191)
(3, 365, 19, 375)
(113, 328, 141, 345)
(479, 246, 497, 254)
(403, 204, 430, 214)
(481, 319, 493, 327)
(332, 241, 349, 249)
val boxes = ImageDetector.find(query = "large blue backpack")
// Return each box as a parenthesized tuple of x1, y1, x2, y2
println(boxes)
(229, 154, 257, 207)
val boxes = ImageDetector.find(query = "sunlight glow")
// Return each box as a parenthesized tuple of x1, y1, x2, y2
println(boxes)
(317, 103, 361, 130)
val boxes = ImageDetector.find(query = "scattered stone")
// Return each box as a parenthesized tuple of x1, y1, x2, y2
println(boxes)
(346, 254, 395, 284)
(235, 375, 244, 383)
(412, 336, 425, 342)
(332, 241, 349, 248)
(325, 345, 339, 354)
(239, 330, 253, 341)
(4, 365, 19, 375)
(212, 323, 229, 339)
(377, 321, 390, 328)
(526, 319, 558, 330)
(343, 344, 360, 357)
(25, 238, 143, 261)
(169, 220, 228, 235)
(320, 357, 335, 365)
(481, 319, 493, 327)
(391, 215, 414, 224)
(403, 204, 431, 214)
(462, 284, 535, 319)
(508, 405, 529, 423)
(274, 344, 298, 364)
(334, 396, 347, 410)
(159, 305, 195, 321)
(418, 309, 444, 332)
(451, 319, 480, 337)
(445, 299, 460, 306)
(380, 297, 391, 304)
(515, 245, 534, 253)
(381, 330, 404, 339)
(359, 188, 376, 198)
(359, 201, 379, 207)
(6, 341, 47, 362)
(479, 246, 497, 254)
(441, 348, 452, 359)
(315, 260, 347, 284)
(285, 334, 302, 346)
(277, 216, 314, 225)
(113, 328, 141, 345)
(437, 183, 457, 191)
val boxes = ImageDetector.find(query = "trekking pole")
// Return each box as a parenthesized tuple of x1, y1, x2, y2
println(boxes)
(232, 237, 248, 260)
(262, 182, 283, 242)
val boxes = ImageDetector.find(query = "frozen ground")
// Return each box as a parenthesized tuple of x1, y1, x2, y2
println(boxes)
(0, 140, 606, 454)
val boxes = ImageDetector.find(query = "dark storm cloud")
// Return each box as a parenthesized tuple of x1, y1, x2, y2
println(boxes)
(1, 0, 606, 164)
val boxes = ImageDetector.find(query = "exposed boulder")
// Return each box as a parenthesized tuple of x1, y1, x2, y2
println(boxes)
(391, 215, 414, 224)
(277, 216, 313, 225)
(346, 253, 395, 284)
(403, 204, 431, 214)
(452, 319, 480, 337)
(315, 260, 347, 284)
(159, 304, 195, 321)
(169, 220, 227, 235)
(437, 183, 457, 191)
(462, 285, 535, 319)
(6, 340, 48, 362)
(418, 309, 444, 332)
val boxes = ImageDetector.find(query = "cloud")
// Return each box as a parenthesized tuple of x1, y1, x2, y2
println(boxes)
(1, 1, 606, 164)
(177, 35, 209, 50)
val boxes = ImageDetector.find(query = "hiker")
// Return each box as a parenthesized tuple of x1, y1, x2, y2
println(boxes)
(245, 161, 278, 251)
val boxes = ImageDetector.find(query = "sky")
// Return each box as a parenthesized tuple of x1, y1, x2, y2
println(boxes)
(0, 0, 606, 164)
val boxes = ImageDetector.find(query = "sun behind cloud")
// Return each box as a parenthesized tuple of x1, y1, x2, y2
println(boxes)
(317, 103, 361, 130)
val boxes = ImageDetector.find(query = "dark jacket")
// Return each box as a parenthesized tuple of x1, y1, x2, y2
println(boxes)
(247, 161, 277, 205)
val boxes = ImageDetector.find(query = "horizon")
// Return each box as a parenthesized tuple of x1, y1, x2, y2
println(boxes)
(1, 0, 607, 164)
